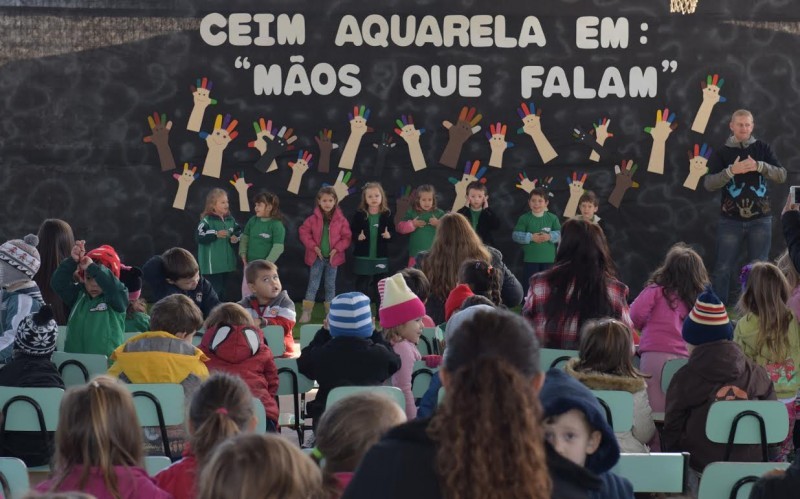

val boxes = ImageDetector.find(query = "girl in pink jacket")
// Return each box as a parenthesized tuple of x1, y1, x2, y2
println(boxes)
(298, 186, 352, 323)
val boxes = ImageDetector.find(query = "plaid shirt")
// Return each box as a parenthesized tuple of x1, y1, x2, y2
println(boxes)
(522, 273, 632, 350)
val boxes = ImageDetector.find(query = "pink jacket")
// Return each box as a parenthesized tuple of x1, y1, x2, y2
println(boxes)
(392, 340, 421, 419)
(298, 207, 352, 267)
(36, 465, 172, 499)
(630, 284, 690, 356)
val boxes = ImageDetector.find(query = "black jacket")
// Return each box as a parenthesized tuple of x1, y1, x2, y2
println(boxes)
(457, 206, 500, 246)
(142, 255, 220, 318)
(342, 417, 605, 499)
(296, 328, 400, 421)
(782, 210, 800, 275)
(748, 457, 800, 499)
(350, 211, 395, 258)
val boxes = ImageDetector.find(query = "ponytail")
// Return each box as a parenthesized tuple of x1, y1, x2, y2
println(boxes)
(189, 373, 254, 462)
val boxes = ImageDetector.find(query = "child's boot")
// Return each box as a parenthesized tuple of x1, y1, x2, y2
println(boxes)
(300, 300, 314, 323)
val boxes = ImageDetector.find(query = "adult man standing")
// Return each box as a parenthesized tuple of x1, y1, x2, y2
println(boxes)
(704, 109, 786, 304)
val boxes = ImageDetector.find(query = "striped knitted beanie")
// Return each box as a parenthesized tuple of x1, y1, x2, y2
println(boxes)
(682, 287, 732, 345)
(329, 292, 374, 338)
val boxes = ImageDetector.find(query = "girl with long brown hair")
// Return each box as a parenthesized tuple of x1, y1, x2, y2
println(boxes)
(416, 213, 521, 324)
(34, 218, 75, 325)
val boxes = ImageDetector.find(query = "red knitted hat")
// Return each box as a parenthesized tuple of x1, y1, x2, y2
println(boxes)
(444, 284, 474, 321)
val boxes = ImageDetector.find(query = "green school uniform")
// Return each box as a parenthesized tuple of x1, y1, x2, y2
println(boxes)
(239, 217, 286, 262)
(514, 211, 561, 263)
(125, 311, 151, 333)
(404, 208, 446, 258)
(196, 214, 242, 275)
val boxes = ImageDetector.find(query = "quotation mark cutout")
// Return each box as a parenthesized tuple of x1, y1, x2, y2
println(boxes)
(661, 60, 678, 73)
(235, 56, 251, 69)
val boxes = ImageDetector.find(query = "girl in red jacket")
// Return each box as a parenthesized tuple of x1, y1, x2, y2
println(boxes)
(198, 303, 279, 430)
(298, 186, 352, 322)
(156, 372, 257, 499)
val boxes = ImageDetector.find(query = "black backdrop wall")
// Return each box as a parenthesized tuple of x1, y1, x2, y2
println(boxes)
(0, 0, 797, 301)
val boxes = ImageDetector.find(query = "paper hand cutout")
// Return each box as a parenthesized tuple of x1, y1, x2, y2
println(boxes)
(644, 108, 677, 174)
(287, 150, 312, 195)
(143, 112, 175, 172)
(339, 105, 373, 170)
(515, 172, 538, 193)
(516, 102, 558, 164)
(691, 74, 726, 134)
(564, 172, 588, 218)
(394, 115, 427, 171)
(172, 163, 199, 210)
(314, 129, 338, 173)
(325, 170, 358, 201)
(394, 185, 413, 226)
(486, 122, 514, 168)
(589, 117, 614, 162)
(372, 133, 396, 178)
(449, 160, 487, 212)
(253, 122, 296, 173)
(440, 106, 482, 169)
(229, 171, 253, 211)
(187, 77, 217, 132)
(684, 143, 712, 190)
(199, 114, 238, 178)
(609, 160, 640, 208)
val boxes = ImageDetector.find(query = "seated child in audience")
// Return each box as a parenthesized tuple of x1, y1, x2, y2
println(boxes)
(443, 283, 474, 323)
(155, 372, 258, 499)
(142, 247, 220, 318)
(198, 303, 279, 432)
(398, 268, 435, 328)
(238, 259, 297, 356)
(0, 234, 44, 363)
(540, 369, 634, 498)
(458, 259, 503, 307)
(197, 433, 322, 499)
(663, 288, 775, 484)
(379, 273, 426, 419)
(565, 318, 655, 453)
(120, 266, 149, 333)
(776, 250, 800, 320)
(735, 262, 800, 461)
(297, 292, 400, 427)
(35, 375, 171, 498)
(0, 305, 63, 466)
(52, 241, 128, 357)
(749, 458, 800, 499)
(313, 392, 406, 498)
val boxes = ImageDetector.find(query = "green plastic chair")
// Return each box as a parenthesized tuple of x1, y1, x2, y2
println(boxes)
(0, 387, 63, 432)
(417, 327, 442, 356)
(612, 452, 688, 493)
(591, 390, 634, 432)
(698, 461, 790, 499)
(275, 358, 315, 444)
(251, 397, 267, 434)
(661, 358, 689, 392)
(411, 360, 438, 399)
(124, 383, 185, 461)
(56, 326, 68, 352)
(705, 400, 789, 462)
(52, 351, 109, 387)
(143, 455, 172, 477)
(327, 386, 405, 412)
(540, 348, 579, 370)
(0, 457, 30, 499)
(300, 324, 323, 350)
(123, 332, 140, 343)
(262, 325, 286, 357)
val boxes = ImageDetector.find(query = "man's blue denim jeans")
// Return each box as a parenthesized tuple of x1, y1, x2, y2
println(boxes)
(712, 216, 772, 304)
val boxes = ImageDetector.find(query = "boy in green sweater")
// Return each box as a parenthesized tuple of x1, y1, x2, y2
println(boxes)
(512, 188, 561, 296)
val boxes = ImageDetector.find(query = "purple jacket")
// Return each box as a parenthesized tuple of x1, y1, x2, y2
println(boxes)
(36, 465, 172, 499)
(630, 284, 689, 356)
(298, 207, 352, 267)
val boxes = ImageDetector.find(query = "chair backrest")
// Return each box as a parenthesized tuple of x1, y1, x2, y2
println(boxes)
(591, 390, 634, 432)
(421, 327, 442, 355)
(327, 386, 405, 411)
(52, 351, 109, 387)
(56, 326, 68, 352)
(661, 358, 689, 392)
(0, 387, 64, 432)
(612, 452, 688, 493)
(192, 333, 203, 347)
(123, 332, 139, 343)
(698, 461, 790, 499)
(540, 348, 579, 370)
(416, 336, 432, 356)
(262, 325, 286, 357)
(275, 358, 315, 396)
(0, 457, 30, 499)
(300, 324, 323, 350)
(124, 383, 185, 460)
(252, 397, 267, 434)
(411, 360, 438, 399)
(705, 400, 789, 462)
(143, 456, 172, 477)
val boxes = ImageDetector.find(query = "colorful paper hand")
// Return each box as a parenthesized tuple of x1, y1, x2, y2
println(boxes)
(143, 112, 175, 172)
(326, 170, 358, 201)
(691, 74, 726, 134)
(644, 108, 677, 174)
(172, 163, 199, 210)
(439, 106, 482, 169)
(249, 118, 273, 156)
(338, 105, 373, 170)
(609, 160, 640, 208)
(515, 172, 538, 193)
(229, 171, 253, 211)
(187, 77, 217, 132)
(199, 113, 238, 178)
(449, 160, 487, 212)
(394, 114, 427, 172)
(372, 132, 396, 178)
(486, 122, 513, 168)
(590, 117, 614, 162)
(394, 185, 413, 226)
(684, 143, 712, 190)
(254, 123, 296, 173)
(314, 129, 338, 173)
(564, 172, 588, 218)
(287, 150, 312, 195)
(516, 102, 558, 164)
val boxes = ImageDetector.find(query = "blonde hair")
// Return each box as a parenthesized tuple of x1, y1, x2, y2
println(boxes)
(413, 184, 438, 212)
(576, 319, 647, 379)
(204, 303, 256, 330)
(776, 250, 800, 290)
(358, 182, 390, 214)
(197, 434, 322, 499)
(383, 325, 404, 344)
(737, 262, 793, 362)
(202, 188, 229, 218)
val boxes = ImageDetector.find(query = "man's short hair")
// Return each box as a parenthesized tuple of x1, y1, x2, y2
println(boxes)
(245, 259, 278, 284)
(149, 294, 203, 335)
(731, 109, 753, 122)
(162, 248, 199, 280)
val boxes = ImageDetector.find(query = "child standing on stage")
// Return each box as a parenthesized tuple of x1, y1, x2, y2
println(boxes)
(457, 181, 500, 246)
(352, 182, 394, 303)
(196, 188, 241, 301)
(396, 185, 445, 266)
(239, 191, 286, 298)
(512, 188, 561, 296)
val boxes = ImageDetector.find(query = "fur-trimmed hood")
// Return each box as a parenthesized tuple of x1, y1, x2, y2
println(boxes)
(565, 358, 647, 394)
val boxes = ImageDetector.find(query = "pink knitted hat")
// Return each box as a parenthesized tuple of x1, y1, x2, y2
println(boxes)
(379, 273, 426, 329)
